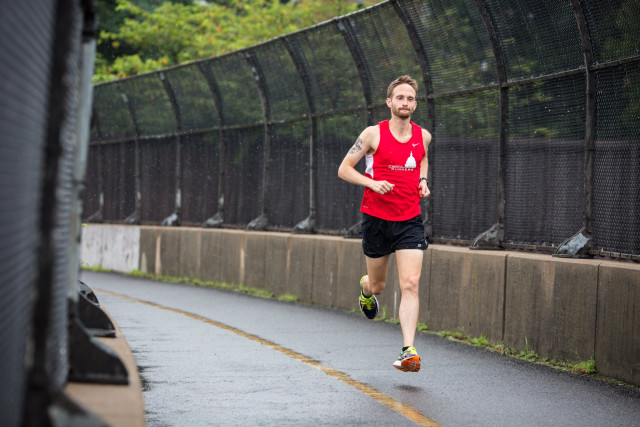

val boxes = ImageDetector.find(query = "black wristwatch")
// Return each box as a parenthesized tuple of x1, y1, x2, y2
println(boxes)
(419, 177, 429, 185)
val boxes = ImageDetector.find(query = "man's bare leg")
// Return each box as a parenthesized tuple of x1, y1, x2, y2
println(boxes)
(395, 249, 424, 347)
(362, 254, 391, 297)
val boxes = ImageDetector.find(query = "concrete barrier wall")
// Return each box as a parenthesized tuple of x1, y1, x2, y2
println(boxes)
(81, 224, 640, 386)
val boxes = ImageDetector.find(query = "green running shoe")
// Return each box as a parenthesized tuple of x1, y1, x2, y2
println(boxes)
(393, 346, 421, 372)
(358, 275, 378, 319)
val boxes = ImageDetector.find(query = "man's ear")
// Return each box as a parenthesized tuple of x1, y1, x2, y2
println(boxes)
(386, 98, 392, 108)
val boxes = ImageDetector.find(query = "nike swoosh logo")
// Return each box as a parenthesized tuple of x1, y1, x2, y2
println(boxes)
(412, 143, 419, 147)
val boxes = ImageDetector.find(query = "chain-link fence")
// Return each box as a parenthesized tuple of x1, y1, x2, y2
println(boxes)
(85, 0, 640, 260)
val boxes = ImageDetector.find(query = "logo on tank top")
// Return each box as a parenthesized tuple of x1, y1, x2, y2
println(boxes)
(388, 152, 417, 171)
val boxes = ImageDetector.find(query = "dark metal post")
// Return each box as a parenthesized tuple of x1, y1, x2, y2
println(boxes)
(337, 17, 374, 237)
(244, 50, 271, 231)
(158, 71, 182, 226)
(117, 82, 141, 224)
(470, 0, 508, 249)
(555, 0, 596, 257)
(336, 18, 374, 126)
(390, 0, 436, 237)
(86, 106, 104, 222)
(198, 62, 227, 228)
(282, 37, 317, 233)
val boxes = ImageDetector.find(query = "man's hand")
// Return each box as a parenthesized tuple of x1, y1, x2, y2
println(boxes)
(370, 180, 395, 194)
(418, 181, 430, 198)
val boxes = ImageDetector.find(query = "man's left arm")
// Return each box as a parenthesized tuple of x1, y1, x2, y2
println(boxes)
(418, 129, 432, 199)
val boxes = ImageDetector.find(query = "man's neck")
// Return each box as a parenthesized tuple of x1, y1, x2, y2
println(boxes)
(388, 116, 413, 139)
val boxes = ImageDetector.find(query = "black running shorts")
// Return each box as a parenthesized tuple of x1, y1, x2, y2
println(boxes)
(361, 213, 428, 258)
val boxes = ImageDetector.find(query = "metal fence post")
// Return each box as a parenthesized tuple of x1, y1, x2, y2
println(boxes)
(158, 71, 182, 226)
(390, 0, 436, 238)
(198, 62, 227, 228)
(117, 82, 141, 224)
(244, 50, 271, 231)
(336, 17, 374, 237)
(336, 18, 374, 126)
(555, 0, 596, 257)
(470, 0, 508, 250)
(85, 106, 104, 222)
(282, 37, 317, 233)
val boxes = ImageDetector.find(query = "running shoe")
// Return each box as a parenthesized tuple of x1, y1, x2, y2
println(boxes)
(393, 346, 421, 372)
(358, 275, 378, 319)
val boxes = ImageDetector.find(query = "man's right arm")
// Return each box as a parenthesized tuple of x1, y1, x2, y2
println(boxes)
(337, 128, 394, 194)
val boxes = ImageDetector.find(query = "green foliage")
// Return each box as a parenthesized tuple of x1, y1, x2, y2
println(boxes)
(83, 264, 112, 272)
(470, 334, 489, 348)
(572, 358, 597, 375)
(422, 328, 603, 379)
(439, 330, 468, 341)
(277, 293, 298, 302)
(416, 322, 429, 332)
(94, 0, 375, 83)
(238, 285, 274, 298)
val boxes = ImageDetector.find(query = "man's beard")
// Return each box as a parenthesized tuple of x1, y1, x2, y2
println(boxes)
(393, 106, 412, 118)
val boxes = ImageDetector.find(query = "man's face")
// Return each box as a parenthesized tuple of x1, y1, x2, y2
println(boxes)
(387, 83, 417, 119)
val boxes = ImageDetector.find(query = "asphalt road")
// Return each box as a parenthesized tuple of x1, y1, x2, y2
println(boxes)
(81, 271, 640, 427)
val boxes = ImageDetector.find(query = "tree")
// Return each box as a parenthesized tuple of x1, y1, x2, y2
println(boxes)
(94, 0, 376, 83)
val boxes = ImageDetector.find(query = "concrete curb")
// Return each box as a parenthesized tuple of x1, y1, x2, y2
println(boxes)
(65, 307, 146, 427)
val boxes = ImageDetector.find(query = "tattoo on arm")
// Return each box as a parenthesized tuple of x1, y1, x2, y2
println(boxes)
(348, 137, 364, 155)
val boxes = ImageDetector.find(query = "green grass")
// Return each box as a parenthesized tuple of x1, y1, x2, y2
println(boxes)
(407, 326, 624, 386)
(82, 264, 111, 273)
(424, 330, 606, 380)
(439, 330, 468, 341)
(278, 293, 298, 303)
(237, 285, 273, 299)
(470, 334, 489, 348)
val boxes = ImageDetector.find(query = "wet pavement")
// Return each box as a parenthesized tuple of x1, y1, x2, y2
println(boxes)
(81, 271, 640, 427)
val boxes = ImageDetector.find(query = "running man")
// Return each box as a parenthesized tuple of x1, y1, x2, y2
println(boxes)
(337, 75, 431, 372)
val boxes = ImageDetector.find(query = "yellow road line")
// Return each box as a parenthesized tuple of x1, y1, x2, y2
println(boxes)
(96, 288, 442, 427)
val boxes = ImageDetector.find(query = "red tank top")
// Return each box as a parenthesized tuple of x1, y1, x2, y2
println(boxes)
(360, 120, 425, 221)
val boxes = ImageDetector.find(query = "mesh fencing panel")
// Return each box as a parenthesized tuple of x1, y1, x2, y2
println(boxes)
(484, 0, 583, 80)
(268, 121, 311, 227)
(164, 66, 220, 132)
(102, 141, 136, 221)
(140, 137, 178, 223)
(181, 132, 220, 224)
(290, 23, 365, 114)
(223, 127, 264, 225)
(505, 75, 585, 246)
(0, 1, 56, 423)
(205, 53, 263, 127)
(582, 0, 640, 65)
(403, 0, 497, 93)
(85, 0, 640, 259)
(432, 90, 499, 240)
(93, 83, 135, 140)
(83, 144, 102, 217)
(316, 112, 367, 231)
(346, 3, 423, 101)
(252, 42, 307, 122)
(120, 75, 176, 136)
(592, 62, 640, 255)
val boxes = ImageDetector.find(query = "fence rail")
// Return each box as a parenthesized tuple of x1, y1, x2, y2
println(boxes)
(85, 0, 640, 261)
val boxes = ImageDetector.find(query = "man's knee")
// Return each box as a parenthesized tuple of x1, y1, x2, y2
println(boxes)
(367, 277, 386, 295)
(400, 277, 420, 296)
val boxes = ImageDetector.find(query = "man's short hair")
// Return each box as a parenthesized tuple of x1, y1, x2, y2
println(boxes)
(387, 75, 418, 99)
